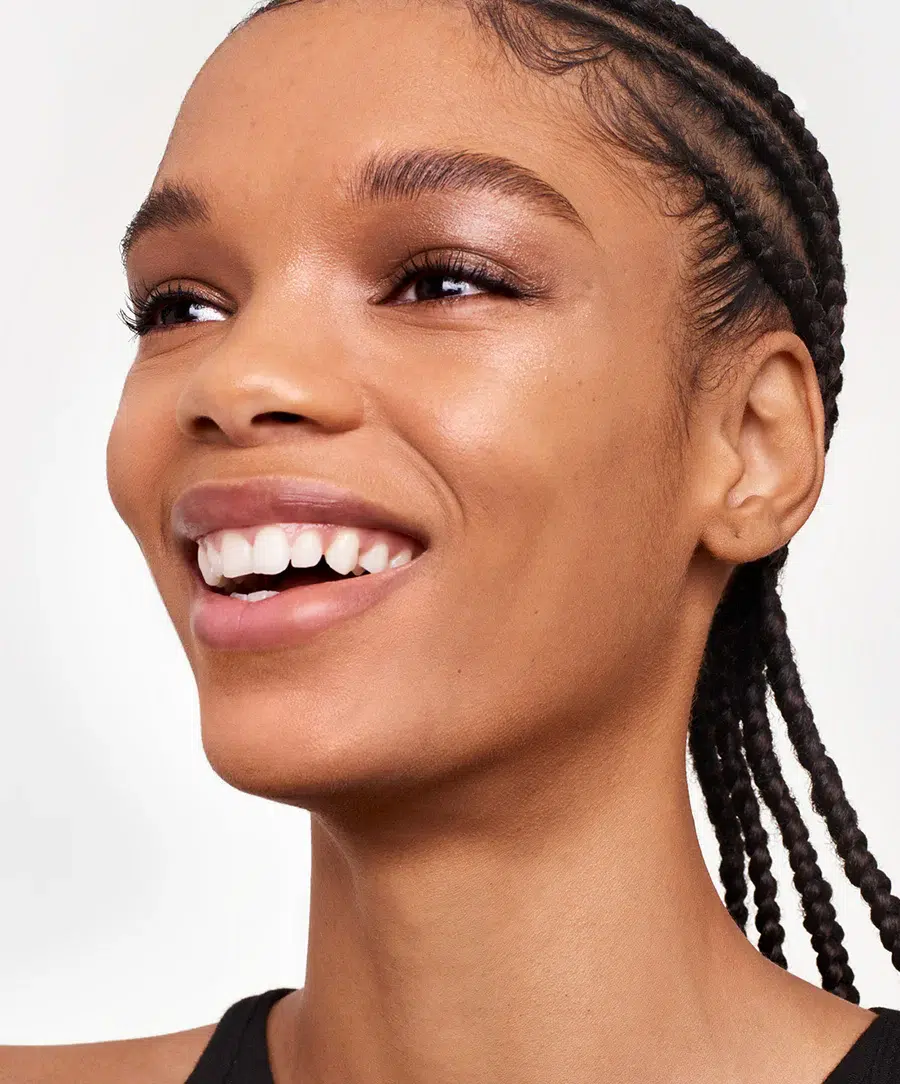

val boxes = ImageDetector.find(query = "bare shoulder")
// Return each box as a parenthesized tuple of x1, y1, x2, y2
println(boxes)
(0, 1023, 216, 1084)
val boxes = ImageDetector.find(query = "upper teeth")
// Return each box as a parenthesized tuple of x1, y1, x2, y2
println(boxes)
(196, 523, 416, 588)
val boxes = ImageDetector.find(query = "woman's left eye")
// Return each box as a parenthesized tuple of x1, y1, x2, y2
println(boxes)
(388, 253, 524, 305)
(121, 287, 228, 337)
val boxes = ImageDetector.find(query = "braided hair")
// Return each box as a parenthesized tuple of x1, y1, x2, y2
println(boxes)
(237, 0, 899, 1002)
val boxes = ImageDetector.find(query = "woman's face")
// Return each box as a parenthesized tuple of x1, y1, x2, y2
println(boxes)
(108, 0, 704, 805)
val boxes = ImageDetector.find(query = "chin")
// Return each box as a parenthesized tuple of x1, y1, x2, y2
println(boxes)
(194, 683, 450, 809)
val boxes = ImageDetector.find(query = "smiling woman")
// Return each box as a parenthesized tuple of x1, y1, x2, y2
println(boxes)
(3, 0, 900, 1081)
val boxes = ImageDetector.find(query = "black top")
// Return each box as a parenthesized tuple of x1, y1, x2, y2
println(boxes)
(184, 990, 900, 1083)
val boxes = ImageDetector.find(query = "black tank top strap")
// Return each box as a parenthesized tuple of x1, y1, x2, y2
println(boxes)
(185, 988, 296, 1084)
(823, 1005, 900, 1083)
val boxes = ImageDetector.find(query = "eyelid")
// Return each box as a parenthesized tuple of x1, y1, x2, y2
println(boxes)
(136, 278, 232, 309)
(377, 246, 549, 301)
(382, 250, 521, 303)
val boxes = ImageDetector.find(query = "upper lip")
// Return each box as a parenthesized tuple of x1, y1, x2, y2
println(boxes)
(171, 476, 430, 548)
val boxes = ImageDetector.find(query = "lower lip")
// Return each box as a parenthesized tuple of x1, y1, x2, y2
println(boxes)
(189, 560, 423, 650)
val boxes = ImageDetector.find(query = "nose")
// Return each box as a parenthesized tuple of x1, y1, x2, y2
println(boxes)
(174, 328, 365, 447)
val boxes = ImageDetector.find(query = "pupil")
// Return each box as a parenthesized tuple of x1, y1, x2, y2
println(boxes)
(160, 299, 200, 325)
(418, 275, 465, 301)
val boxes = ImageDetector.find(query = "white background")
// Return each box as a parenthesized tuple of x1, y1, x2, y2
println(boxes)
(1, 0, 897, 1043)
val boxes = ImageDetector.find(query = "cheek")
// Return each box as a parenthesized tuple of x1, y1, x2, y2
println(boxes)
(403, 325, 687, 725)
(105, 371, 175, 552)
(429, 322, 677, 569)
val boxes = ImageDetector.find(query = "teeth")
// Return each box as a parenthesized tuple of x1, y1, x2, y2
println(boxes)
(290, 528, 324, 569)
(359, 542, 390, 574)
(231, 591, 280, 602)
(325, 529, 360, 576)
(209, 543, 224, 580)
(198, 539, 225, 585)
(253, 525, 291, 576)
(197, 524, 420, 587)
(220, 531, 254, 579)
(198, 542, 218, 587)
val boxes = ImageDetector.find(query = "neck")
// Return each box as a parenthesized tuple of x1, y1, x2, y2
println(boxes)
(273, 702, 803, 1084)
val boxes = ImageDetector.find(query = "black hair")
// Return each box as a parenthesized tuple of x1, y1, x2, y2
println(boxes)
(237, 0, 899, 1002)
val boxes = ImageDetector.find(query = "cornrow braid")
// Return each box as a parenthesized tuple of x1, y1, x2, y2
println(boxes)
(584, 0, 841, 221)
(548, 0, 847, 446)
(239, 0, 897, 1001)
(714, 660, 788, 969)
(508, 3, 839, 303)
(688, 626, 749, 933)
(701, 581, 789, 966)
(730, 567, 857, 999)
(689, 171, 840, 446)
(759, 563, 900, 973)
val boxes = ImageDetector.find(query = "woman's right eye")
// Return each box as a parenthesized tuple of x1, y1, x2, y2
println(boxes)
(121, 287, 229, 337)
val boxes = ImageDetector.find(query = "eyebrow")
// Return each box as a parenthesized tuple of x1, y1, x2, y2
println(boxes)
(344, 147, 592, 237)
(120, 146, 592, 263)
(120, 182, 212, 265)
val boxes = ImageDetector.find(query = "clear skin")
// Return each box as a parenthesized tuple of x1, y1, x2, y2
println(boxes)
(0, 0, 878, 1081)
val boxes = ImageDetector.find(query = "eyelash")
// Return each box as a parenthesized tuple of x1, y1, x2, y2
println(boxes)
(120, 252, 527, 338)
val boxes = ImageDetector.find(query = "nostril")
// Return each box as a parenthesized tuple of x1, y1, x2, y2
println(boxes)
(256, 411, 305, 424)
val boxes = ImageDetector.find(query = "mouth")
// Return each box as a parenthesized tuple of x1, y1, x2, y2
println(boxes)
(171, 477, 429, 650)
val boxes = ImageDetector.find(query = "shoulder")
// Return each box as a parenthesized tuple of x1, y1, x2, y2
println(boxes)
(0, 1023, 216, 1084)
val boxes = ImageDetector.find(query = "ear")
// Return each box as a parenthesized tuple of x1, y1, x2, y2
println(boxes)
(692, 329, 826, 566)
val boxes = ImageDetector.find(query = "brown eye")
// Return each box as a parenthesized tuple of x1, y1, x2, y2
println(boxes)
(155, 296, 226, 328)
(122, 287, 229, 337)
(387, 251, 524, 306)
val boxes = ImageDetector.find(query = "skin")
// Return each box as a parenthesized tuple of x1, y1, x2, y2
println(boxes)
(0, 1, 878, 1081)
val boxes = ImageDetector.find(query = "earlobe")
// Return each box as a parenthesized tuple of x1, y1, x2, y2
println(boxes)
(696, 329, 826, 568)
(704, 493, 784, 565)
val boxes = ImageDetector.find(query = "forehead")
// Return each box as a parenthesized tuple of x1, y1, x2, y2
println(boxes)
(168, 0, 562, 168)
(156, 0, 673, 258)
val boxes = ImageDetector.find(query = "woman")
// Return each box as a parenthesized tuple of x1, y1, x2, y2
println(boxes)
(3, 0, 898, 1080)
